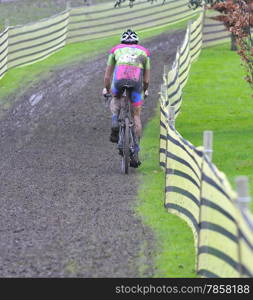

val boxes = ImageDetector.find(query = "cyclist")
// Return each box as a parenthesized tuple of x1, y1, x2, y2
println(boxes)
(114, 0, 125, 8)
(114, 0, 135, 8)
(102, 29, 150, 167)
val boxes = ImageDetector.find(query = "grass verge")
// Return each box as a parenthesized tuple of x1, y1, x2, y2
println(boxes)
(135, 106, 196, 278)
(135, 42, 253, 278)
(178, 42, 253, 211)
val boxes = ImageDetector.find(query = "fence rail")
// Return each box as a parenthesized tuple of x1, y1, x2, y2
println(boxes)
(203, 16, 230, 48)
(68, 0, 198, 42)
(0, 1, 234, 81)
(0, 28, 8, 79)
(160, 12, 253, 278)
(7, 10, 69, 69)
(0, 0, 201, 80)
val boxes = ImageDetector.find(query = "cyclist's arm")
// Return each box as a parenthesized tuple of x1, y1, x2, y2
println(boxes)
(104, 65, 114, 91)
(143, 69, 150, 92)
(104, 52, 116, 91)
(143, 55, 150, 92)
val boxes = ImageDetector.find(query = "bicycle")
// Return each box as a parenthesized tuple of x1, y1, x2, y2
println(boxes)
(104, 85, 140, 174)
(118, 84, 140, 174)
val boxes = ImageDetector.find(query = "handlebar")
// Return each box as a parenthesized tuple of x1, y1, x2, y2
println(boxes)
(104, 93, 112, 99)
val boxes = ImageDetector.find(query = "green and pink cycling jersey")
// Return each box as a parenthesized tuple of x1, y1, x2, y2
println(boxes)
(107, 43, 150, 107)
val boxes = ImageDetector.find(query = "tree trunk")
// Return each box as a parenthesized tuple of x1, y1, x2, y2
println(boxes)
(231, 33, 237, 51)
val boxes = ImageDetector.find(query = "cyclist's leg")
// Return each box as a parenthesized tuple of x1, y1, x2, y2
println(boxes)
(131, 89, 143, 144)
(129, 88, 143, 167)
(110, 96, 121, 126)
(109, 81, 121, 143)
(132, 106, 142, 141)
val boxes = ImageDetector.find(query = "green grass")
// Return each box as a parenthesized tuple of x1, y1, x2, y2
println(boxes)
(135, 107, 196, 278)
(0, 18, 191, 112)
(177, 43, 253, 212)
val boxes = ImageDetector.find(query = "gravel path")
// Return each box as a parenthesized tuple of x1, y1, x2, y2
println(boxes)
(0, 30, 184, 277)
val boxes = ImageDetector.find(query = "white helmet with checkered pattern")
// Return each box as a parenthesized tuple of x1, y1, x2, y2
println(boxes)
(121, 29, 139, 44)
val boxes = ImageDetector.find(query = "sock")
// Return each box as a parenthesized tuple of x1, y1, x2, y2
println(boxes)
(112, 114, 118, 122)
(112, 114, 119, 127)
(135, 143, 140, 153)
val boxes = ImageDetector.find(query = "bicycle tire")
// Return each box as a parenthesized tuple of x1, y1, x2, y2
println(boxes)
(122, 117, 130, 174)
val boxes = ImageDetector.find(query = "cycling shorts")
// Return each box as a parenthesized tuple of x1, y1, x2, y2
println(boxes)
(111, 65, 144, 107)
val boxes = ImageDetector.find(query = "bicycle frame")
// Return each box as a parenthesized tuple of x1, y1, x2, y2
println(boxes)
(119, 89, 131, 122)
(118, 86, 136, 173)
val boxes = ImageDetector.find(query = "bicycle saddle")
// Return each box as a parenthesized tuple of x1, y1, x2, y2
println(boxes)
(122, 84, 134, 89)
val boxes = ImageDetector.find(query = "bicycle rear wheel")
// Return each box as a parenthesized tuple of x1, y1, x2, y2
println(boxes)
(121, 117, 130, 174)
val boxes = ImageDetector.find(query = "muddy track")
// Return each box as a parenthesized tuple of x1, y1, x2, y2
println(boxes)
(0, 30, 184, 277)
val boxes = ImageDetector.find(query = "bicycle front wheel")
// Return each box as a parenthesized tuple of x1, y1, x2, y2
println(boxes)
(122, 117, 130, 174)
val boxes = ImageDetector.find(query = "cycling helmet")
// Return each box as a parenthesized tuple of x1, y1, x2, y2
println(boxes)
(121, 29, 139, 44)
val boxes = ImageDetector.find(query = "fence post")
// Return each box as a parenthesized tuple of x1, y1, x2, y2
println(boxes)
(177, 46, 181, 74)
(235, 176, 251, 210)
(160, 83, 168, 107)
(197, 130, 213, 276)
(163, 64, 169, 86)
(187, 22, 191, 44)
(188, 19, 192, 40)
(175, 46, 180, 62)
(201, 5, 206, 35)
(203, 130, 213, 162)
(235, 176, 251, 277)
(168, 105, 175, 128)
(4, 19, 9, 29)
(159, 83, 168, 170)
(188, 19, 195, 62)
(188, 19, 193, 31)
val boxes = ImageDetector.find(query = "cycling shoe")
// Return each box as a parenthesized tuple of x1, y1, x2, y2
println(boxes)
(110, 127, 119, 143)
(130, 157, 141, 168)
